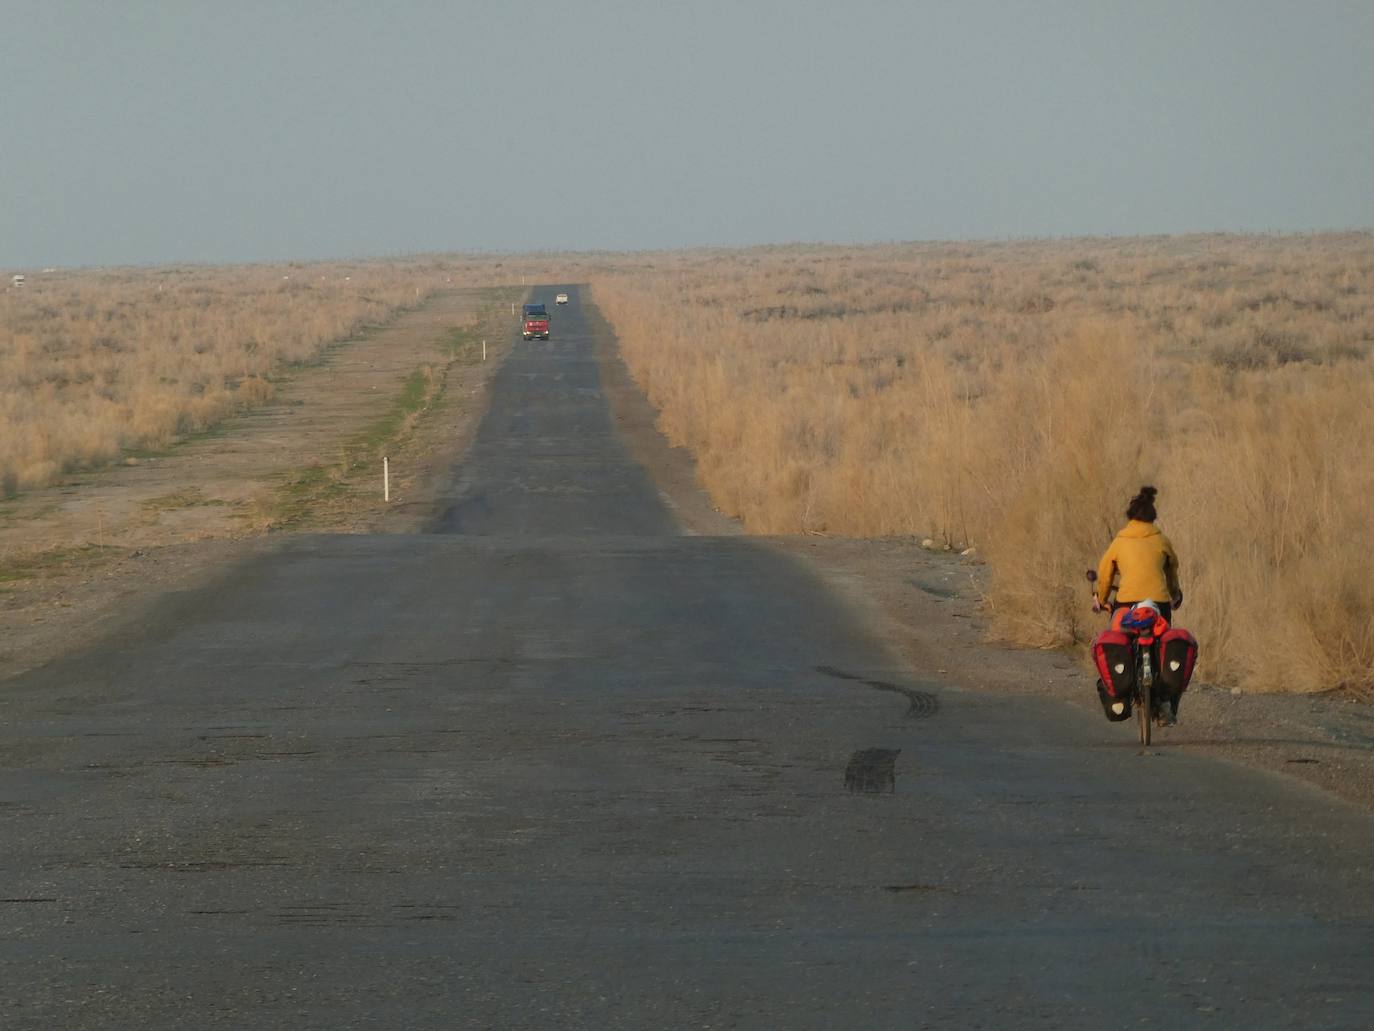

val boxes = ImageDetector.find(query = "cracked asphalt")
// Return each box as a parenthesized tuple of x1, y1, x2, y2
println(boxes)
(3, 286, 1373, 1029)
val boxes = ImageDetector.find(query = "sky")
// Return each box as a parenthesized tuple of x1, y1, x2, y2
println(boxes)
(2, 0, 1371, 266)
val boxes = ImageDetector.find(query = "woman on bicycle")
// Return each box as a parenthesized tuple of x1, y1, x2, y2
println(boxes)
(1093, 485, 1185, 722)
(1092, 485, 1182, 622)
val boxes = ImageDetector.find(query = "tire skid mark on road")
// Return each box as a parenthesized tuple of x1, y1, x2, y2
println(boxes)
(814, 663, 941, 720)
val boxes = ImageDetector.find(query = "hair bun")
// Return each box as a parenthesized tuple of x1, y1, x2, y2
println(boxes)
(1126, 485, 1160, 522)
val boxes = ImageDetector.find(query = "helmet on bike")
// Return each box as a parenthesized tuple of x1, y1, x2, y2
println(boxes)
(1116, 601, 1162, 634)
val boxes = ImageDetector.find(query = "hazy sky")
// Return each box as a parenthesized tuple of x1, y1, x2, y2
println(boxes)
(3, 1, 1371, 266)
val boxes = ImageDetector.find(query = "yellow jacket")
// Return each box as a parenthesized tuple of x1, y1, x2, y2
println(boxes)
(1096, 520, 1181, 606)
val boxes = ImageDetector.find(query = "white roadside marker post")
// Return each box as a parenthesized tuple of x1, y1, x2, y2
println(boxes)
(483, 339, 487, 362)
(384, 456, 390, 503)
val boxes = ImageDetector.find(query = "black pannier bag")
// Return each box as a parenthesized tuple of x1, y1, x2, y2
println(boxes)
(1093, 629, 1136, 698)
(1157, 627, 1198, 696)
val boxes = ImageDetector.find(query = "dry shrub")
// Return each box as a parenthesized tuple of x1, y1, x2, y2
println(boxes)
(592, 233, 1374, 695)
(1167, 369, 1374, 692)
(236, 375, 275, 405)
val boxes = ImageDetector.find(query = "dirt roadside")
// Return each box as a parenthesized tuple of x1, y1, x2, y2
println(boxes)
(0, 286, 521, 681)
(593, 302, 1374, 813)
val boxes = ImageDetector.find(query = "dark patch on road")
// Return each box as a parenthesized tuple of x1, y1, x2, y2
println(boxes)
(816, 664, 940, 720)
(910, 577, 959, 600)
(845, 748, 900, 794)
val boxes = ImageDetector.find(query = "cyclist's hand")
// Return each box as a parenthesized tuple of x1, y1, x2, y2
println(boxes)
(1171, 590, 1183, 611)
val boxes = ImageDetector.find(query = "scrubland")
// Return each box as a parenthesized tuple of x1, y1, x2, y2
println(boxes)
(0, 259, 501, 494)
(592, 234, 1374, 695)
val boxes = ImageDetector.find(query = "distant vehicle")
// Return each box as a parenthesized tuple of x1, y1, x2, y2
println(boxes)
(523, 314, 550, 341)
(522, 303, 547, 317)
(10, 274, 25, 289)
(555, 293, 569, 305)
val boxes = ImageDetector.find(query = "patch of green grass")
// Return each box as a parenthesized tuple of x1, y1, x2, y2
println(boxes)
(356, 367, 430, 452)
(264, 462, 351, 528)
(442, 325, 490, 363)
(142, 487, 220, 512)
(261, 363, 436, 530)
(0, 499, 60, 529)
(0, 543, 126, 583)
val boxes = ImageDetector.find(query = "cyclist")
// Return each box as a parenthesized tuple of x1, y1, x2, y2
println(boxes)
(1092, 486, 1184, 723)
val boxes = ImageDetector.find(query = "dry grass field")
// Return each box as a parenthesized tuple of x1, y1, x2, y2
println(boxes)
(592, 233, 1374, 695)
(0, 258, 538, 495)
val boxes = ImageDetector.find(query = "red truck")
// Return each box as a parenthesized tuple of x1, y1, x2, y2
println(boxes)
(522, 315, 550, 341)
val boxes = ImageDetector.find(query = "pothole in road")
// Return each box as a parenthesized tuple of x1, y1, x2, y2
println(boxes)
(910, 578, 959, 600)
(816, 664, 940, 720)
(845, 748, 900, 794)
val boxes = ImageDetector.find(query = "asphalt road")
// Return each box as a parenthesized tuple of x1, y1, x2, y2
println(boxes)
(4, 286, 1374, 1029)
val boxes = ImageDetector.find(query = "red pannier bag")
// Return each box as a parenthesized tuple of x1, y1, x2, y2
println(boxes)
(1092, 629, 1136, 698)
(1157, 627, 1198, 695)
